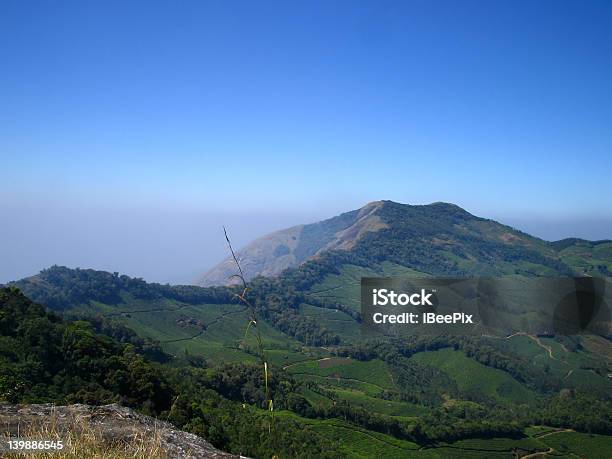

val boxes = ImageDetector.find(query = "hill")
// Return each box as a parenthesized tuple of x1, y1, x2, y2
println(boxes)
(198, 201, 388, 286)
(6, 264, 612, 457)
(200, 200, 612, 286)
(0, 287, 350, 458)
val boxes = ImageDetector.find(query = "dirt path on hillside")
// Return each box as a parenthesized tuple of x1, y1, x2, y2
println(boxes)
(503, 332, 559, 361)
(282, 358, 320, 370)
(532, 428, 574, 439)
(519, 429, 575, 459)
(520, 447, 554, 458)
(530, 335, 557, 360)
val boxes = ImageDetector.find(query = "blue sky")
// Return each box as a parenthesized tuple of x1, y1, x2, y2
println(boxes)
(1, 0, 611, 283)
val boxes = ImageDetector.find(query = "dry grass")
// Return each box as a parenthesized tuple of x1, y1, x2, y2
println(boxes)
(1, 412, 168, 458)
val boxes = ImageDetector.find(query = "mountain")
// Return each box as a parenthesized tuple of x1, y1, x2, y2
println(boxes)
(199, 200, 612, 286)
(198, 201, 388, 286)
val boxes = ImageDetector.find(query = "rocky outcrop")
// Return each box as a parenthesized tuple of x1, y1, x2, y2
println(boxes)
(0, 403, 237, 458)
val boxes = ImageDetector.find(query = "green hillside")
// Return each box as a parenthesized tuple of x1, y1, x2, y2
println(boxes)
(9, 263, 612, 457)
(410, 348, 538, 404)
(7, 200, 612, 458)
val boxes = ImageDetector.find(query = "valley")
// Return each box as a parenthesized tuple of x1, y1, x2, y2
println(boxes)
(5, 201, 612, 458)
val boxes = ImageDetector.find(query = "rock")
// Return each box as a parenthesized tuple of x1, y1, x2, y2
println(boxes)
(0, 403, 238, 458)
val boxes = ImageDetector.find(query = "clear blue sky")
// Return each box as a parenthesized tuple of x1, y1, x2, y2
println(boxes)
(1, 0, 611, 283)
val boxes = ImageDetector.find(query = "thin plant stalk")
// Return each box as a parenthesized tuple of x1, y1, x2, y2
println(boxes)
(223, 227, 277, 448)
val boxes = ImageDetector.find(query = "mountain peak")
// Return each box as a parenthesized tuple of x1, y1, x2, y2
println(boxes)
(197, 200, 596, 286)
(379, 199, 470, 211)
(197, 200, 478, 286)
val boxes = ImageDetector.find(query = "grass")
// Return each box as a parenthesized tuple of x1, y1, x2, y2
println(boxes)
(524, 425, 560, 437)
(265, 348, 323, 367)
(166, 341, 259, 363)
(292, 373, 385, 397)
(442, 437, 545, 453)
(307, 420, 419, 458)
(1, 415, 167, 458)
(490, 335, 612, 395)
(307, 263, 426, 313)
(539, 431, 612, 458)
(581, 335, 612, 360)
(300, 387, 334, 408)
(307, 264, 376, 311)
(410, 348, 538, 404)
(299, 303, 360, 338)
(273, 411, 420, 458)
(78, 294, 303, 365)
(415, 446, 521, 458)
(329, 388, 429, 417)
(558, 241, 612, 274)
(269, 411, 558, 458)
(285, 358, 396, 389)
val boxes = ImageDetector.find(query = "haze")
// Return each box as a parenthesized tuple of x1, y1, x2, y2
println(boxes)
(1, 0, 611, 283)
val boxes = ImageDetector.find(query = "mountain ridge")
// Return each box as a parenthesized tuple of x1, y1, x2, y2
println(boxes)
(199, 200, 612, 286)
(197, 200, 389, 286)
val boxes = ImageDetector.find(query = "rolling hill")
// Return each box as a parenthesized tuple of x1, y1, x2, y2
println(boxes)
(6, 200, 612, 458)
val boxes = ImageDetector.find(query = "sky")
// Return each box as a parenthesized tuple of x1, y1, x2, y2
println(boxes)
(1, 0, 611, 284)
